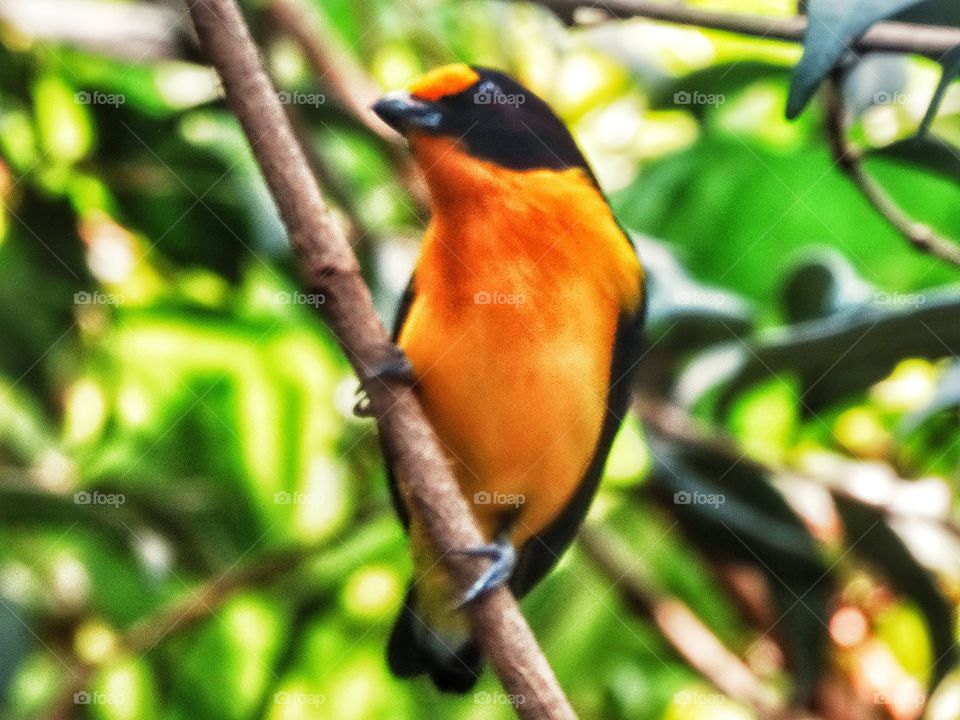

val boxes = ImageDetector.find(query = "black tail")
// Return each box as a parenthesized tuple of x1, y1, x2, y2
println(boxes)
(387, 588, 483, 693)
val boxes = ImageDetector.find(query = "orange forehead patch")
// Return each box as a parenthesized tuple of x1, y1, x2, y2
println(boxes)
(408, 64, 480, 102)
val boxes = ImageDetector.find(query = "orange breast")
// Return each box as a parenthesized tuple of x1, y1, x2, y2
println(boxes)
(398, 137, 642, 547)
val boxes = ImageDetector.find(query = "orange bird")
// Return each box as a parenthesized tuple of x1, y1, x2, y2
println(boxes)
(370, 64, 645, 692)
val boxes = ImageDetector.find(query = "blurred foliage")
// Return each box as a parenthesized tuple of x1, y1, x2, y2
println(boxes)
(0, 1, 959, 719)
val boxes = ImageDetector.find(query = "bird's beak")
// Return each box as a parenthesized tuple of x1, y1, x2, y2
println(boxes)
(372, 91, 444, 134)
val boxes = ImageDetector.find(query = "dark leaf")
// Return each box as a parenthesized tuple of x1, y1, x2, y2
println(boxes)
(787, 0, 928, 118)
(681, 289, 960, 413)
(919, 46, 960, 136)
(870, 136, 960, 182)
(891, 0, 960, 25)
(0, 601, 30, 704)
(779, 248, 875, 323)
(647, 436, 831, 702)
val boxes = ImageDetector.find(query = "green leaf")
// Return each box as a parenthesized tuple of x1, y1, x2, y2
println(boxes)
(32, 73, 94, 164)
(613, 133, 958, 304)
(0, 103, 40, 172)
(647, 61, 792, 120)
(0, 381, 58, 463)
(89, 656, 158, 720)
(167, 594, 288, 720)
(786, 0, 928, 119)
(831, 493, 956, 689)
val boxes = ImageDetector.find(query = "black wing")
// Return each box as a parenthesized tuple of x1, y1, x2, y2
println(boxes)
(384, 281, 417, 529)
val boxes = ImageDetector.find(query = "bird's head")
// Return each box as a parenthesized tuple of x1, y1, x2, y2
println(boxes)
(372, 64, 595, 194)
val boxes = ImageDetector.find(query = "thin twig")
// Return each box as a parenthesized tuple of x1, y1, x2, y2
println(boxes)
(822, 79, 960, 269)
(528, 0, 960, 59)
(579, 526, 799, 720)
(265, 0, 430, 213)
(267, 0, 397, 144)
(184, 0, 576, 717)
(39, 517, 390, 720)
(280, 90, 382, 266)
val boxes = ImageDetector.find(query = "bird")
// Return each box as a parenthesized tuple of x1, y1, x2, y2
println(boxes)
(368, 63, 646, 692)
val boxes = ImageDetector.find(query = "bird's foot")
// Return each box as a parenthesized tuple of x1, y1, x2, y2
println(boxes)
(452, 535, 516, 608)
(353, 350, 415, 417)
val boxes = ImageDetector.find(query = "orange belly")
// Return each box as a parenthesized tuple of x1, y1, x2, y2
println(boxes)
(399, 271, 618, 546)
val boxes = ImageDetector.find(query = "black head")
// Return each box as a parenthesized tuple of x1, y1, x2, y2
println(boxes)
(372, 64, 594, 179)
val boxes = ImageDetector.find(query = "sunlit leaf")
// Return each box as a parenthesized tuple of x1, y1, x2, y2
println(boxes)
(919, 46, 960, 135)
(32, 73, 93, 164)
(832, 494, 955, 689)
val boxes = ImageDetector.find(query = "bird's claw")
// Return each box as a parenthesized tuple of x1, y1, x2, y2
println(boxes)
(452, 536, 516, 608)
(353, 351, 415, 417)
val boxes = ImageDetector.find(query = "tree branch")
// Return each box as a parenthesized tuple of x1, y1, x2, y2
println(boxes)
(184, 1, 575, 717)
(822, 79, 960, 269)
(634, 393, 960, 537)
(527, 0, 960, 59)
